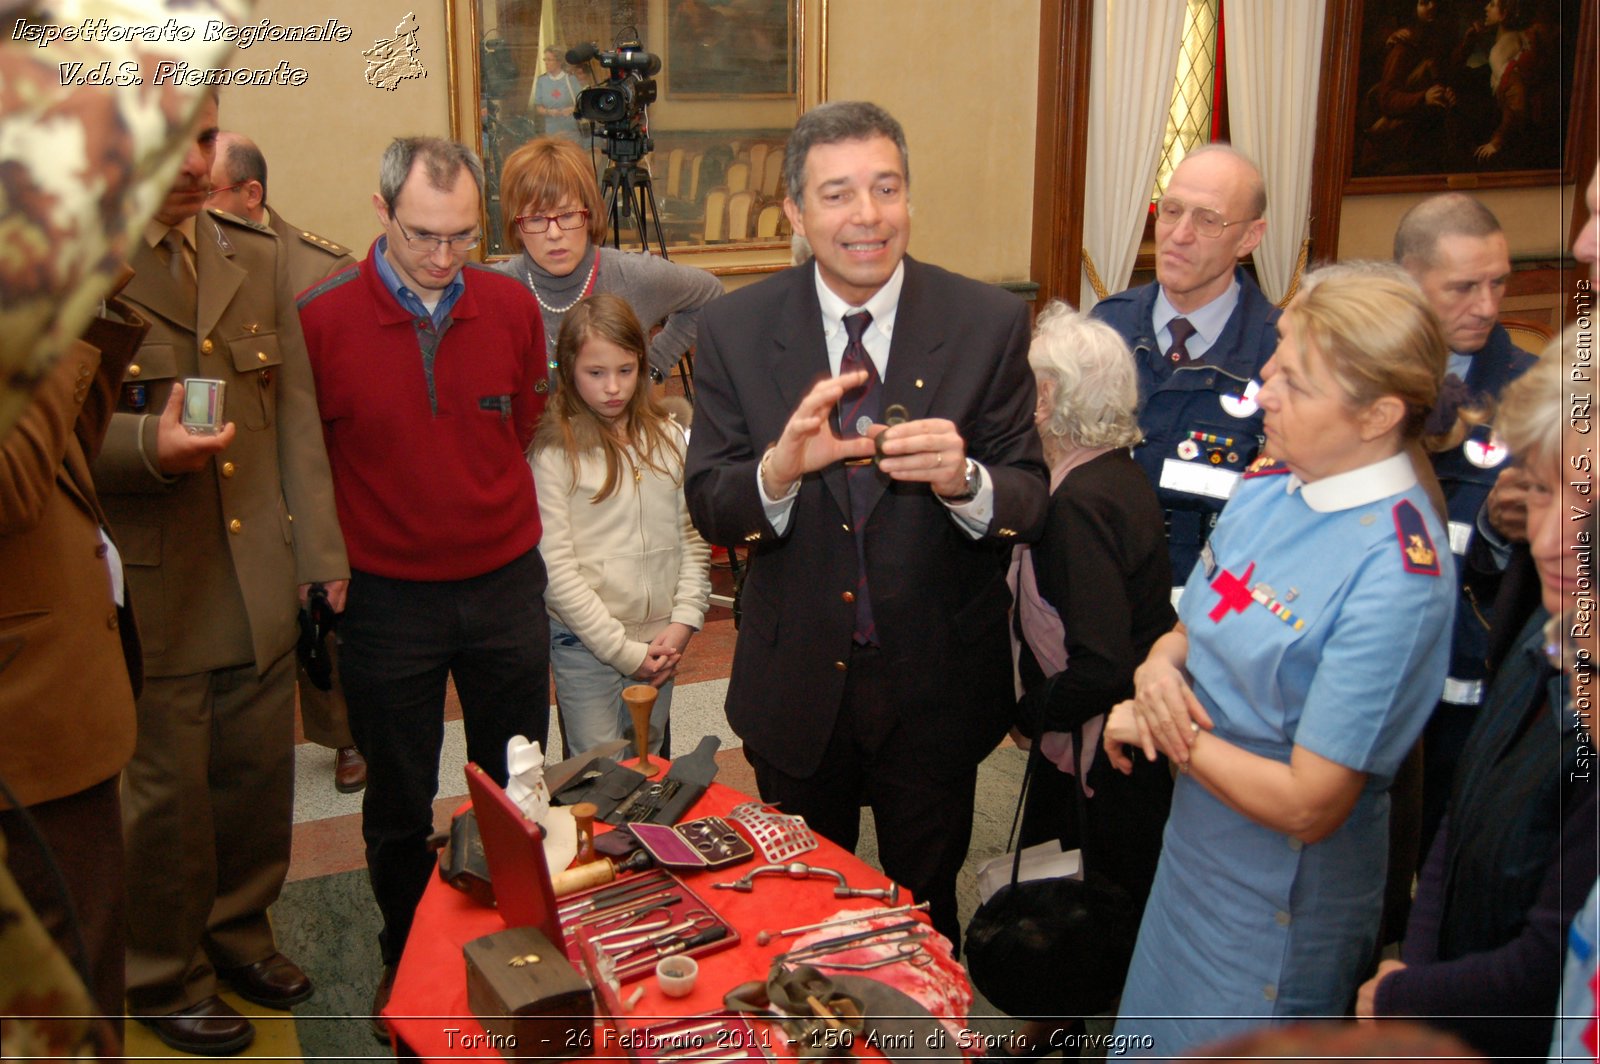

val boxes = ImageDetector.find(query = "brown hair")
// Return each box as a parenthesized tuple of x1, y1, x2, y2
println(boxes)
(532, 293, 682, 502)
(1284, 265, 1446, 440)
(499, 137, 607, 248)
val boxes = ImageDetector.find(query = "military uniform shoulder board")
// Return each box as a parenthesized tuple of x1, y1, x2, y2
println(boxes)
(1243, 456, 1287, 478)
(297, 229, 351, 258)
(1392, 499, 1441, 576)
(207, 207, 271, 233)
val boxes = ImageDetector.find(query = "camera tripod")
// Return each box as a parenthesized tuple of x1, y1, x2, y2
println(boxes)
(599, 152, 669, 260)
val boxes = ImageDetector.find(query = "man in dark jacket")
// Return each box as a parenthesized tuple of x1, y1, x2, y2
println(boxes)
(1090, 144, 1278, 595)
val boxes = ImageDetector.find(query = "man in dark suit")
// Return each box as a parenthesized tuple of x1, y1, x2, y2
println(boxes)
(208, 129, 366, 794)
(685, 101, 1047, 945)
(93, 91, 349, 1056)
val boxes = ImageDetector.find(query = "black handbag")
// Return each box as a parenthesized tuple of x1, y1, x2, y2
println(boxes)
(963, 721, 1141, 1021)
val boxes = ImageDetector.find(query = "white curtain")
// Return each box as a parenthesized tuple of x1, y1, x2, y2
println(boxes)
(1223, 0, 1327, 304)
(1079, 0, 1187, 311)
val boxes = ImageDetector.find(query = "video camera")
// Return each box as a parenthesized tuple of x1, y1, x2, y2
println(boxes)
(567, 31, 660, 164)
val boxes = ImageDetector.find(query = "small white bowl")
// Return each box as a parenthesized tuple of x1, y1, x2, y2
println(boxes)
(655, 955, 699, 998)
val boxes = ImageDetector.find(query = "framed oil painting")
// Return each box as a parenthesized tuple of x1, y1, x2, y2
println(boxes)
(1334, 0, 1594, 193)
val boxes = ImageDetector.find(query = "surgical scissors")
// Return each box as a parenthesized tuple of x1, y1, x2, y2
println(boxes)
(796, 938, 932, 971)
(599, 909, 719, 957)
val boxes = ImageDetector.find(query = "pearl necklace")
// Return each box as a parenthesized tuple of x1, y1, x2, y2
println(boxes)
(525, 254, 598, 315)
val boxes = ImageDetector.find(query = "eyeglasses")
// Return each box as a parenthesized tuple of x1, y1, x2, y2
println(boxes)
(206, 183, 244, 198)
(392, 216, 482, 253)
(515, 209, 590, 235)
(1155, 196, 1256, 239)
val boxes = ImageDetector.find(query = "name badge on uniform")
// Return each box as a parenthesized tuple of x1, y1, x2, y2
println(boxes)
(1462, 434, 1509, 469)
(1160, 457, 1240, 501)
(1219, 379, 1260, 418)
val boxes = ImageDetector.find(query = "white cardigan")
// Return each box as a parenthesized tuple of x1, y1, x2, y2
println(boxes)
(531, 427, 712, 676)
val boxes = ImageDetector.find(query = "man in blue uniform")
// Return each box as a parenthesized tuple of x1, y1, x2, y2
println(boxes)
(1091, 145, 1278, 596)
(1394, 192, 1536, 853)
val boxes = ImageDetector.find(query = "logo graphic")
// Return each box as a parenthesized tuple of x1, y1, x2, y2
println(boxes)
(365, 13, 426, 90)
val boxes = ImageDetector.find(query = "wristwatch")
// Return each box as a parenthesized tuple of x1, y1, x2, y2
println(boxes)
(943, 457, 981, 503)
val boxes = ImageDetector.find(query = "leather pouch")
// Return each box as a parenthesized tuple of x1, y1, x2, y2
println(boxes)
(437, 809, 495, 907)
(551, 758, 646, 821)
(463, 926, 596, 1059)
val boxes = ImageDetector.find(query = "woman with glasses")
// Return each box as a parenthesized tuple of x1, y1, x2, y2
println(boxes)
(495, 137, 723, 382)
(1101, 267, 1456, 1055)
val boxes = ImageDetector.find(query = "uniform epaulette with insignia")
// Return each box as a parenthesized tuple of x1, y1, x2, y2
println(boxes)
(208, 207, 271, 233)
(1242, 456, 1287, 478)
(1392, 499, 1441, 576)
(297, 229, 351, 258)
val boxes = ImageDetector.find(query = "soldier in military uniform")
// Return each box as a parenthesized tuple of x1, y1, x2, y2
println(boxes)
(92, 92, 349, 1057)
(209, 130, 366, 794)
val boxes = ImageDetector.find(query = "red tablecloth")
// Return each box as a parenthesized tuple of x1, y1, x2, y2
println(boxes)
(385, 780, 971, 1060)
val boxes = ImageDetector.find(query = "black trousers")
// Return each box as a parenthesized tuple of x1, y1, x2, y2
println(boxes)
(744, 643, 977, 952)
(341, 549, 551, 965)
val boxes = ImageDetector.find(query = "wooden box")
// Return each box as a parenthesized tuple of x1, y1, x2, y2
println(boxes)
(463, 926, 595, 1059)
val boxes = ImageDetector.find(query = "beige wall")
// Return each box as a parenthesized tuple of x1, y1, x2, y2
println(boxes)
(218, 1, 454, 254)
(215, 1, 1039, 282)
(826, 0, 1039, 284)
(1337, 185, 1580, 262)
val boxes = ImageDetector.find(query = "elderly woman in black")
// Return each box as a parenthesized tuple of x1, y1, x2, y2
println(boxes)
(993, 304, 1175, 1056)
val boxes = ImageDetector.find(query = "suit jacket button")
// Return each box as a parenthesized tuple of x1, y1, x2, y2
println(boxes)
(201, 339, 215, 354)
(229, 518, 243, 534)
(106, 610, 118, 630)
(95, 543, 109, 558)
(833, 660, 847, 672)
(841, 591, 855, 603)
(221, 461, 236, 477)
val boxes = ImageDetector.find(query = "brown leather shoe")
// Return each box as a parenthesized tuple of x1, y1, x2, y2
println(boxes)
(335, 746, 368, 793)
(218, 951, 313, 1009)
(370, 964, 397, 1044)
(140, 995, 254, 1056)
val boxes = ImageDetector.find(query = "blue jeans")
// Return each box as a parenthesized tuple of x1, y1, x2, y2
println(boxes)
(550, 618, 673, 756)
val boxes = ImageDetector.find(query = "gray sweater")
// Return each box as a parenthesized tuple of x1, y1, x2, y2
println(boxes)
(495, 245, 724, 376)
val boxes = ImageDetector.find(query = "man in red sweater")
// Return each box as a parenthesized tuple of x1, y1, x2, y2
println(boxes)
(296, 137, 550, 1037)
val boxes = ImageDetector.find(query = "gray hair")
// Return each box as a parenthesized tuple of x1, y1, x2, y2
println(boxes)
(378, 137, 485, 213)
(1297, 258, 1421, 295)
(1179, 142, 1267, 219)
(783, 101, 909, 209)
(1393, 192, 1503, 268)
(1498, 323, 1579, 469)
(217, 132, 268, 202)
(1028, 301, 1143, 450)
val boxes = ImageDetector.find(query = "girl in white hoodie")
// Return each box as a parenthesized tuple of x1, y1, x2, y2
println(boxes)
(531, 293, 711, 755)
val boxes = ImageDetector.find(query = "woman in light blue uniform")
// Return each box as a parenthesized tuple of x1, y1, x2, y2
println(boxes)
(1103, 267, 1457, 1056)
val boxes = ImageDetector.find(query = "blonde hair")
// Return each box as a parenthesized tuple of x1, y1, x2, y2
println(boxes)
(532, 293, 682, 502)
(1027, 301, 1142, 450)
(499, 137, 607, 248)
(1498, 324, 1578, 470)
(1284, 265, 1446, 440)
